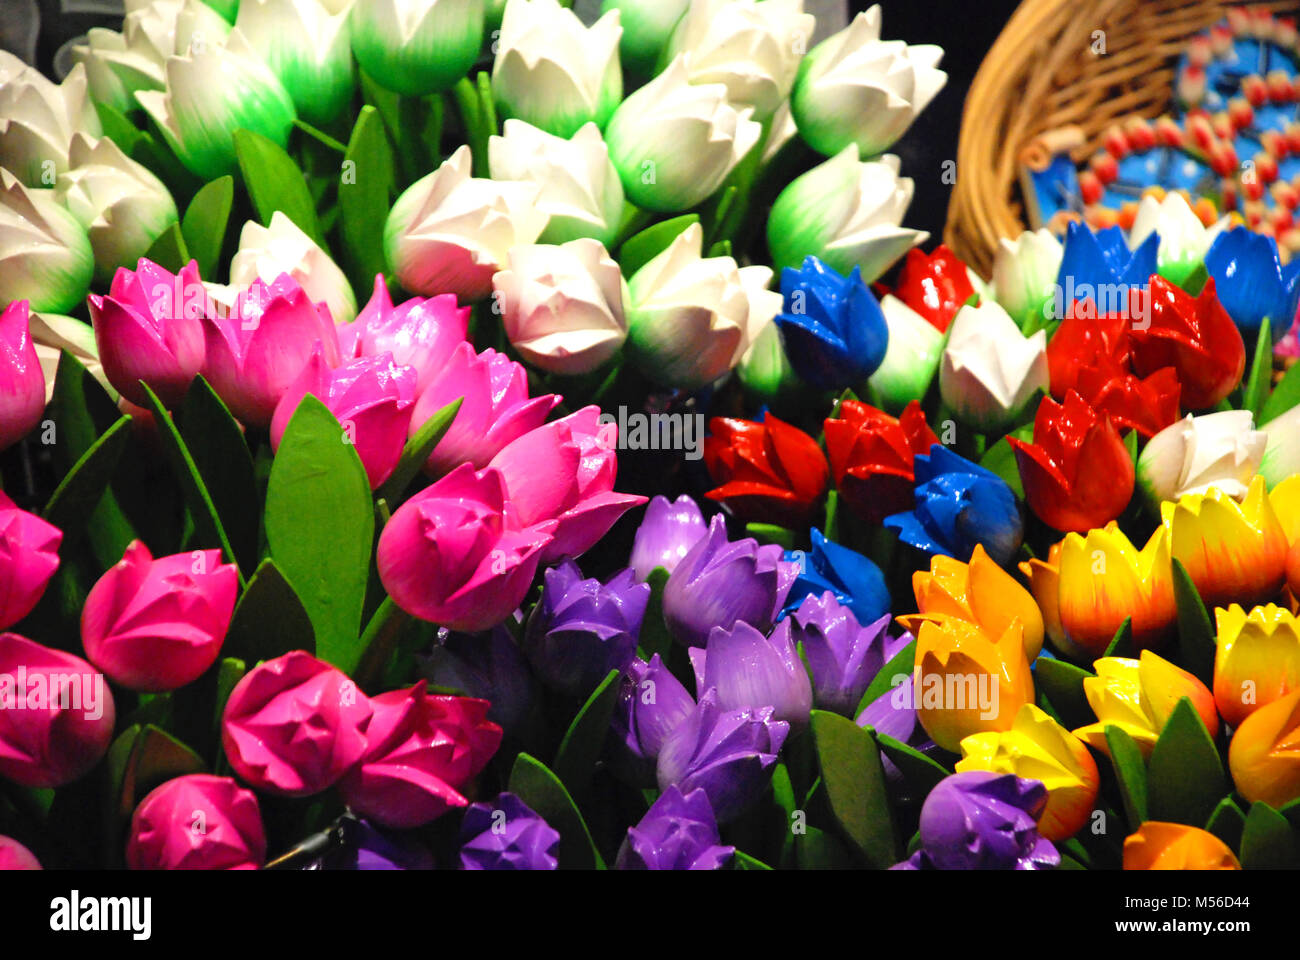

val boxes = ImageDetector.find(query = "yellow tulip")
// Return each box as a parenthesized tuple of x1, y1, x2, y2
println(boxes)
(1271, 475, 1300, 548)
(1228, 686, 1300, 808)
(1213, 604, 1300, 728)
(901, 544, 1044, 660)
(957, 703, 1100, 841)
(912, 617, 1034, 753)
(1056, 523, 1175, 658)
(1123, 823, 1240, 870)
(1018, 539, 1080, 658)
(1161, 476, 1289, 610)
(1073, 651, 1219, 758)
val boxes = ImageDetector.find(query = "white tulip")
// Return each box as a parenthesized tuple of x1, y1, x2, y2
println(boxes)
(236, 0, 354, 128)
(663, 0, 815, 120)
(767, 145, 926, 282)
(492, 238, 628, 375)
(0, 54, 102, 187)
(1250, 404, 1298, 491)
(1128, 192, 1229, 288)
(492, 0, 622, 138)
(487, 119, 623, 247)
(990, 228, 1064, 330)
(1137, 411, 1267, 508)
(56, 133, 178, 285)
(0, 168, 94, 315)
(761, 100, 798, 165)
(939, 300, 1049, 433)
(868, 293, 945, 412)
(605, 55, 762, 214)
(790, 5, 946, 158)
(599, 0, 689, 75)
(350, 0, 486, 97)
(384, 144, 546, 302)
(738, 264, 782, 367)
(230, 210, 357, 323)
(31, 311, 106, 403)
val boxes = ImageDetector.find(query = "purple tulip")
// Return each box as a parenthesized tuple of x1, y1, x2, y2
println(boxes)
(891, 771, 1060, 870)
(609, 653, 696, 786)
(616, 786, 734, 870)
(856, 674, 942, 801)
(629, 494, 708, 580)
(662, 515, 793, 648)
(418, 624, 537, 737)
(309, 818, 434, 870)
(657, 688, 789, 823)
(459, 792, 560, 870)
(690, 621, 812, 724)
(524, 561, 649, 697)
(790, 592, 905, 716)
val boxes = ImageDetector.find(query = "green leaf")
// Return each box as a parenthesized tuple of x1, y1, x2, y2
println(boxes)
(1147, 697, 1227, 826)
(637, 567, 674, 663)
(552, 669, 621, 799)
(507, 753, 604, 869)
(339, 106, 396, 294)
(809, 710, 897, 866)
(265, 396, 374, 673)
(1240, 801, 1300, 869)
(857, 640, 915, 716)
(1242, 316, 1273, 421)
(1104, 724, 1148, 827)
(1034, 657, 1096, 730)
(1171, 559, 1215, 686)
(1205, 795, 1248, 852)
(212, 657, 246, 733)
(618, 215, 699, 277)
(293, 118, 348, 154)
(142, 221, 190, 273)
(373, 397, 462, 505)
(977, 424, 1032, 500)
(823, 488, 841, 544)
(223, 558, 316, 663)
(94, 101, 144, 154)
(41, 416, 131, 533)
(233, 127, 323, 246)
(1260, 358, 1300, 424)
(1103, 616, 1134, 658)
(107, 724, 205, 824)
(874, 730, 951, 795)
(732, 850, 771, 870)
(181, 176, 234, 278)
(744, 523, 796, 550)
(794, 823, 856, 869)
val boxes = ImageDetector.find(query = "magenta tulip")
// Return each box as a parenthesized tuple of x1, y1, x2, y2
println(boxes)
(201, 274, 341, 428)
(0, 835, 40, 869)
(377, 463, 557, 631)
(270, 348, 418, 489)
(411, 341, 558, 476)
(0, 301, 47, 449)
(221, 651, 373, 797)
(0, 491, 61, 629)
(340, 275, 469, 395)
(488, 405, 647, 562)
(86, 258, 206, 408)
(0, 633, 115, 788)
(127, 774, 266, 870)
(81, 541, 237, 692)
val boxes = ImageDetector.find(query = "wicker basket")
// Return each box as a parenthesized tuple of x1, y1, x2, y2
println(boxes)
(944, 0, 1300, 277)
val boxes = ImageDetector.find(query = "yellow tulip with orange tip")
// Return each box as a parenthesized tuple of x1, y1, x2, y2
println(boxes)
(1161, 476, 1289, 611)
(1272, 474, 1300, 548)
(956, 703, 1100, 841)
(911, 617, 1035, 753)
(1055, 523, 1176, 658)
(1228, 685, 1300, 808)
(1213, 604, 1300, 728)
(1073, 651, 1219, 758)
(899, 544, 1044, 660)
(1123, 823, 1240, 870)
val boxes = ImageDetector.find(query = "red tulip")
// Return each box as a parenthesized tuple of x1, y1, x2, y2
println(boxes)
(890, 245, 975, 333)
(1045, 307, 1129, 399)
(703, 413, 829, 529)
(1075, 357, 1181, 438)
(824, 399, 939, 524)
(1129, 276, 1245, 409)
(1009, 391, 1135, 532)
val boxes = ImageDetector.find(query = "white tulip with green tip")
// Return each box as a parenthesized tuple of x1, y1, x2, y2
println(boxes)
(236, 0, 355, 129)
(605, 55, 761, 214)
(867, 293, 945, 413)
(487, 119, 623, 248)
(0, 54, 102, 187)
(57, 133, 178, 286)
(600, 0, 688, 76)
(1137, 411, 1267, 511)
(790, 5, 945, 159)
(767, 145, 925, 282)
(200, 0, 240, 20)
(990, 228, 1063, 331)
(1127, 192, 1229, 289)
(1249, 406, 1298, 491)
(230, 210, 357, 323)
(135, 29, 296, 179)
(492, 0, 622, 139)
(350, 0, 485, 96)
(0, 169, 94, 315)
(939, 300, 1048, 435)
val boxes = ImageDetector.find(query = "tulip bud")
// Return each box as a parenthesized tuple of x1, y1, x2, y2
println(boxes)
(789, 592, 902, 717)
(1130, 276, 1245, 410)
(230, 211, 357, 324)
(824, 398, 936, 523)
(235, 0, 355, 128)
(940, 300, 1048, 434)
(610, 653, 696, 786)
(350, 0, 485, 96)
(1128, 191, 1230, 287)
(0, 54, 101, 186)
(703, 413, 830, 529)
(0, 835, 40, 870)
(0, 169, 94, 315)
(1203, 227, 1290, 340)
(627, 494, 707, 581)
(775, 256, 889, 391)
(0, 301, 49, 450)
(1214, 604, 1300, 728)
(341, 275, 468, 396)
(781, 527, 889, 624)
(459, 792, 560, 870)
(0, 491, 60, 628)
(599, 0, 688, 76)
(1137, 411, 1266, 512)
(127, 774, 266, 870)
(616, 785, 734, 870)
(1123, 822, 1240, 870)
(691, 620, 813, 725)
(1229, 686, 1300, 807)
(990, 229, 1063, 330)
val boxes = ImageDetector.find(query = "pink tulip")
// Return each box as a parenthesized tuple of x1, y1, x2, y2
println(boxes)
(201, 274, 341, 428)
(488, 405, 647, 562)
(0, 491, 61, 629)
(81, 541, 237, 692)
(86, 258, 207, 408)
(0, 835, 40, 870)
(339, 275, 469, 395)
(377, 463, 557, 631)
(221, 651, 373, 797)
(0, 301, 47, 450)
(126, 774, 266, 870)
(337, 682, 502, 829)
(0, 633, 115, 788)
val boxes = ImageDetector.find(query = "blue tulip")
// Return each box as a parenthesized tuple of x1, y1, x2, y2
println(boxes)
(774, 256, 888, 390)
(884, 444, 1022, 566)
(1054, 222, 1157, 319)
(1204, 227, 1290, 341)
(781, 527, 890, 623)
